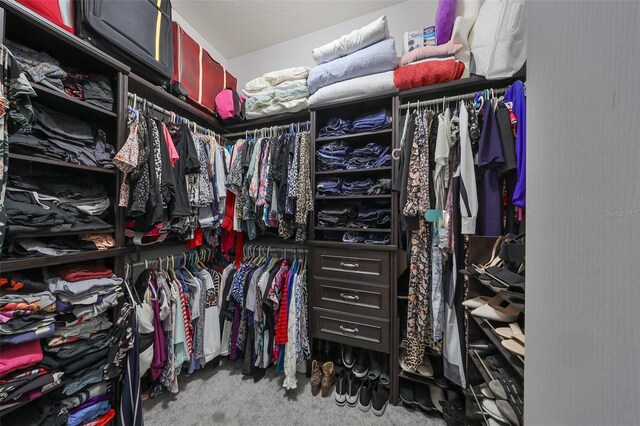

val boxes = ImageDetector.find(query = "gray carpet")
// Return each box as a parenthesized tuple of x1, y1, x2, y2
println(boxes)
(143, 361, 446, 426)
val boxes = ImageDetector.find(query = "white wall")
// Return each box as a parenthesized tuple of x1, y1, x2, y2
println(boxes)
(228, 0, 438, 88)
(172, 9, 230, 70)
(525, 1, 640, 425)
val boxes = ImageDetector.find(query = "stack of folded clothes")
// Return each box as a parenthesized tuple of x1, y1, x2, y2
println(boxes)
(9, 103, 116, 167)
(243, 67, 310, 119)
(0, 273, 60, 408)
(347, 206, 392, 228)
(315, 177, 391, 197)
(318, 109, 391, 137)
(3, 174, 112, 239)
(5, 234, 115, 259)
(343, 232, 390, 245)
(316, 205, 356, 227)
(308, 16, 398, 107)
(394, 41, 466, 90)
(6, 40, 114, 109)
(316, 141, 350, 171)
(316, 177, 342, 196)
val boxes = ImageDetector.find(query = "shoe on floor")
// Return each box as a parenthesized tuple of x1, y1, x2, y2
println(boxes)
(414, 384, 435, 411)
(320, 361, 335, 398)
(399, 381, 415, 407)
(379, 354, 390, 387)
(352, 350, 369, 378)
(334, 370, 348, 406)
(416, 355, 434, 378)
(429, 385, 446, 414)
(310, 360, 322, 396)
(342, 345, 355, 369)
(346, 371, 362, 407)
(357, 378, 373, 412)
(367, 352, 382, 381)
(371, 381, 389, 416)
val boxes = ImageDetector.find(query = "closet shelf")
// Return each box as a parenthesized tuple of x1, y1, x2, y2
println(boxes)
(30, 82, 117, 118)
(397, 295, 408, 300)
(314, 227, 391, 233)
(468, 349, 495, 384)
(308, 240, 397, 252)
(471, 315, 525, 379)
(224, 110, 311, 133)
(9, 153, 118, 175)
(8, 229, 116, 240)
(315, 194, 392, 200)
(127, 73, 224, 132)
(315, 167, 392, 176)
(0, 247, 127, 273)
(315, 128, 392, 143)
(398, 370, 446, 389)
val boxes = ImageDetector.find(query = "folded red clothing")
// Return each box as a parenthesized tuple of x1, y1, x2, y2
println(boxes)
(393, 57, 465, 90)
(52, 263, 113, 282)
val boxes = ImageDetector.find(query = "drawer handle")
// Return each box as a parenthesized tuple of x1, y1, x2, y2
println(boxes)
(340, 292, 359, 301)
(340, 262, 359, 269)
(339, 325, 359, 335)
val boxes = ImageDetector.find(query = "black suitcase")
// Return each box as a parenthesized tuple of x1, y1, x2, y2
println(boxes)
(76, 0, 174, 84)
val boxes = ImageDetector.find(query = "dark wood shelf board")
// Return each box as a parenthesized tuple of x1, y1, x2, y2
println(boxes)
(8, 228, 115, 240)
(315, 128, 392, 143)
(398, 370, 443, 388)
(9, 153, 117, 175)
(224, 110, 311, 134)
(310, 89, 398, 110)
(308, 240, 397, 252)
(31, 82, 117, 117)
(314, 227, 391, 233)
(471, 315, 525, 379)
(127, 73, 223, 132)
(0, 247, 127, 273)
(468, 349, 496, 384)
(315, 194, 392, 201)
(315, 167, 392, 176)
(397, 295, 408, 300)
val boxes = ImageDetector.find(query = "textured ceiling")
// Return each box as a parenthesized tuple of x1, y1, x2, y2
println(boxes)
(171, 0, 404, 58)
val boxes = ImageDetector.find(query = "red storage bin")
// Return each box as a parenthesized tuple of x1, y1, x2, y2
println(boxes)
(17, 0, 75, 34)
(172, 22, 237, 115)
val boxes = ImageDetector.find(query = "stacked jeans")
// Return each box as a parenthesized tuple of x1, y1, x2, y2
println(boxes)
(351, 108, 392, 133)
(344, 207, 391, 229)
(316, 141, 350, 171)
(343, 232, 391, 245)
(346, 143, 391, 169)
(316, 178, 342, 196)
(316, 205, 355, 227)
(367, 178, 392, 195)
(318, 118, 352, 137)
(341, 177, 373, 195)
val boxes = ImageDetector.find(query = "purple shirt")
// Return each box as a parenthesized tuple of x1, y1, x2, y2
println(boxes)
(504, 80, 526, 208)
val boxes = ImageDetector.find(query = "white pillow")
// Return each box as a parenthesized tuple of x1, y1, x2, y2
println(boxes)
(309, 71, 395, 107)
(312, 16, 389, 65)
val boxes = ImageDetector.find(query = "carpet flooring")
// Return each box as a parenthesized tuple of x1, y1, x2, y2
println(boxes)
(143, 360, 446, 426)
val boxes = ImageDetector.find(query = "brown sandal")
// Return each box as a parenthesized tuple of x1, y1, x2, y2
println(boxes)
(320, 361, 335, 397)
(310, 360, 322, 396)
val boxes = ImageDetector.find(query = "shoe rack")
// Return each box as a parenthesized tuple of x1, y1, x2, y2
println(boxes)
(464, 236, 525, 426)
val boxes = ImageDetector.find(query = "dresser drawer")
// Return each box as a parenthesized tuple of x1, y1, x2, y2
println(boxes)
(313, 248, 390, 284)
(313, 278, 389, 319)
(312, 308, 390, 353)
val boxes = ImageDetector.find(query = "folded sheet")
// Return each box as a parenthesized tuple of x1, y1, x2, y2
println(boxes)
(309, 71, 395, 107)
(398, 42, 463, 66)
(245, 86, 310, 112)
(242, 78, 307, 97)
(312, 16, 389, 65)
(308, 38, 397, 94)
(244, 67, 310, 93)
(245, 97, 308, 120)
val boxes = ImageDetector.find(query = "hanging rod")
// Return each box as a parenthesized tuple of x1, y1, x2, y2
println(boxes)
(223, 120, 311, 139)
(242, 244, 308, 258)
(400, 86, 511, 110)
(127, 92, 221, 137)
(125, 247, 214, 270)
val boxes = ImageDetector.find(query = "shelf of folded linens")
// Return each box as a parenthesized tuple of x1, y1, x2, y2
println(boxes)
(315, 128, 392, 143)
(0, 380, 65, 414)
(308, 240, 397, 252)
(314, 226, 391, 233)
(315, 194, 392, 201)
(0, 247, 126, 273)
(7, 228, 116, 240)
(8, 153, 118, 175)
(471, 315, 524, 379)
(29, 82, 117, 119)
(315, 167, 392, 176)
(223, 110, 311, 133)
(127, 73, 224, 132)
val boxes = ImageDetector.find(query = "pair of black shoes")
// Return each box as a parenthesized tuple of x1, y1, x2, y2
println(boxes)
(334, 370, 389, 416)
(400, 381, 443, 413)
(341, 345, 387, 383)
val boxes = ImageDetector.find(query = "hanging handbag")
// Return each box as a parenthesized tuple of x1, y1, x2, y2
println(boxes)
(215, 88, 245, 124)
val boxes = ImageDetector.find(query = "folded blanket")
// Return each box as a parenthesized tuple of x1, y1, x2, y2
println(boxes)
(393, 57, 465, 90)
(245, 97, 309, 120)
(245, 86, 310, 112)
(398, 42, 463, 66)
(308, 38, 397, 94)
(242, 78, 307, 97)
(309, 71, 395, 107)
(312, 16, 389, 65)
